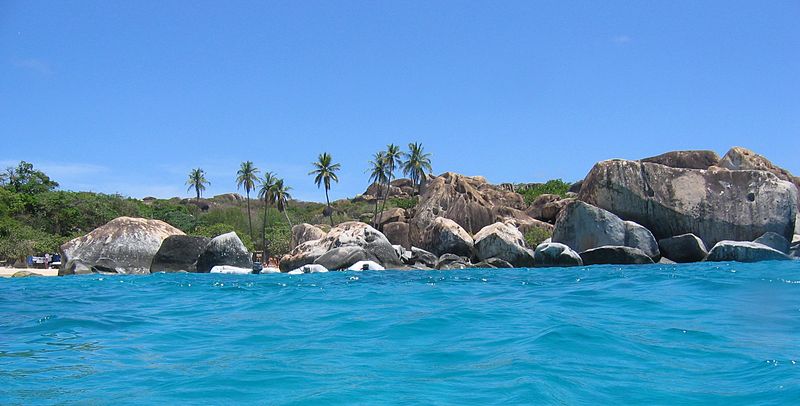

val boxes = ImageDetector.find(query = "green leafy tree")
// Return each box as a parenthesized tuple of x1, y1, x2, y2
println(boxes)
(402, 142, 433, 192)
(309, 153, 341, 226)
(186, 168, 209, 201)
(236, 161, 260, 241)
(377, 144, 403, 227)
(3, 161, 59, 194)
(366, 151, 389, 227)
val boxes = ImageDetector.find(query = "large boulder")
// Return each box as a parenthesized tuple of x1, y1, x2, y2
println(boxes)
(314, 246, 368, 270)
(473, 222, 535, 267)
(59, 217, 185, 275)
(410, 247, 438, 268)
(377, 208, 407, 226)
(436, 253, 471, 270)
(420, 217, 475, 257)
(290, 223, 326, 250)
(705, 241, 791, 262)
(640, 150, 720, 170)
(717, 147, 800, 194)
(753, 232, 791, 254)
(657, 234, 708, 263)
(383, 221, 411, 249)
(533, 242, 583, 267)
(279, 239, 328, 272)
(150, 235, 211, 273)
(279, 222, 401, 272)
(409, 172, 528, 242)
(579, 159, 798, 247)
(526, 194, 562, 222)
(552, 201, 626, 253)
(196, 232, 252, 273)
(623, 221, 660, 259)
(580, 246, 654, 265)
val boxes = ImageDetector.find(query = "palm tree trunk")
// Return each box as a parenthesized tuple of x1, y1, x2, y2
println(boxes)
(246, 190, 253, 242)
(268, 200, 269, 264)
(325, 187, 334, 226)
(283, 209, 294, 229)
(377, 175, 392, 229)
(372, 192, 380, 228)
(196, 186, 200, 201)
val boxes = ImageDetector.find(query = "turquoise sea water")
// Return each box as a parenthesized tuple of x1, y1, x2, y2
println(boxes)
(2, 262, 800, 405)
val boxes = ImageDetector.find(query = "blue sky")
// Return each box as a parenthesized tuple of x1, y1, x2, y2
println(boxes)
(1, 1, 798, 201)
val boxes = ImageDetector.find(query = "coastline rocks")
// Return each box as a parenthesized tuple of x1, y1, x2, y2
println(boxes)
(383, 222, 411, 249)
(60, 217, 185, 275)
(410, 247, 438, 268)
(474, 257, 514, 268)
(436, 253, 471, 270)
(579, 159, 798, 247)
(421, 217, 475, 257)
(150, 235, 210, 273)
(705, 241, 791, 262)
(533, 242, 583, 267)
(579, 246, 654, 265)
(623, 221, 660, 259)
(196, 232, 252, 273)
(280, 239, 328, 272)
(347, 260, 386, 271)
(753, 232, 791, 254)
(210, 265, 253, 274)
(657, 234, 708, 263)
(11, 270, 41, 278)
(640, 150, 720, 170)
(552, 201, 626, 253)
(473, 222, 535, 267)
(288, 264, 329, 274)
(314, 246, 368, 270)
(290, 223, 326, 250)
(279, 222, 401, 272)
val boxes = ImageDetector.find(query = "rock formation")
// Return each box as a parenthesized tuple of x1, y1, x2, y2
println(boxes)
(59, 217, 184, 275)
(657, 234, 708, 263)
(196, 232, 252, 273)
(150, 235, 211, 273)
(705, 241, 792, 262)
(579, 159, 797, 247)
(533, 242, 583, 267)
(640, 150, 720, 170)
(580, 246, 654, 265)
(279, 222, 401, 272)
(473, 222, 535, 267)
(290, 223, 326, 250)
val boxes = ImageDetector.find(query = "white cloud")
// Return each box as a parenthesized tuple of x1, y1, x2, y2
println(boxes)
(12, 58, 52, 75)
(613, 35, 632, 44)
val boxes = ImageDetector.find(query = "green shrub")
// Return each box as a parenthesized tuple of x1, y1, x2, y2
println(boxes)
(519, 179, 572, 204)
(524, 227, 553, 248)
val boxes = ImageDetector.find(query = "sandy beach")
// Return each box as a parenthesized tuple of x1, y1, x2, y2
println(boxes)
(0, 267, 59, 278)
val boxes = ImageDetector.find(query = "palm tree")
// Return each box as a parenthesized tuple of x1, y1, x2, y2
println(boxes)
(309, 152, 341, 226)
(377, 144, 403, 227)
(186, 168, 209, 201)
(366, 151, 389, 227)
(272, 178, 294, 229)
(236, 161, 260, 241)
(258, 171, 277, 260)
(402, 142, 433, 193)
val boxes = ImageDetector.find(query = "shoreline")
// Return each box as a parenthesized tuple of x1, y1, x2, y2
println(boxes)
(0, 267, 59, 278)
